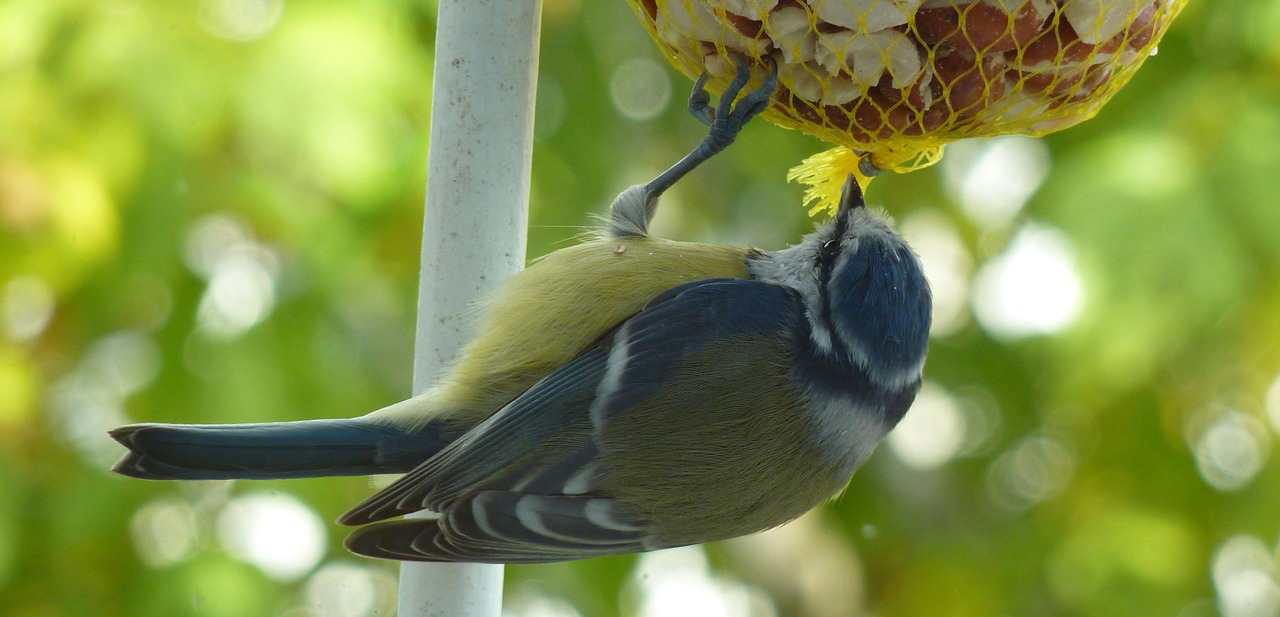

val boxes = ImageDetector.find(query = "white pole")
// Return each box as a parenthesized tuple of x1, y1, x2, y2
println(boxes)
(403, 0, 541, 615)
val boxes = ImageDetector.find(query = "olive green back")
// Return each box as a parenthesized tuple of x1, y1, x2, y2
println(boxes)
(423, 237, 751, 430)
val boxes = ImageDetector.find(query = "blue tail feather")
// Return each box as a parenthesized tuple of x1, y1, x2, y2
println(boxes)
(110, 419, 448, 480)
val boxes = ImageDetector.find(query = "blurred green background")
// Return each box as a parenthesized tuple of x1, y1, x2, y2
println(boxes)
(2, 0, 1279, 616)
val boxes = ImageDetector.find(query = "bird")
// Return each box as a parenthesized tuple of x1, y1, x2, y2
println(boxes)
(109, 56, 932, 563)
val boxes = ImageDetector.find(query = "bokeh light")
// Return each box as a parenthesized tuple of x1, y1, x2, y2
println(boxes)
(49, 330, 161, 466)
(629, 547, 775, 617)
(972, 223, 1083, 340)
(303, 561, 397, 617)
(198, 0, 284, 42)
(900, 210, 972, 337)
(987, 432, 1077, 511)
(1, 276, 54, 342)
(953, 386, 1002, 457)
(1189, 408, 1271, 493)
(503, 588, 583, 617)
(130, 498, 199, 568)
(887, 381, 965, 469)
(724, 512, 864, 617)
(1212, 535, 1280, 617)
(1266, 372, 1280, 436)
(217, 492, 327, 582)
(610, 57, 672, 121)
(941, 135, 1050, 230)
(82, 330, 163, 398)
(185, 214, 281, 340)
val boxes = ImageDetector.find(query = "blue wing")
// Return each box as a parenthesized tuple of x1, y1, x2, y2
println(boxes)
(340, 278, 804, 562)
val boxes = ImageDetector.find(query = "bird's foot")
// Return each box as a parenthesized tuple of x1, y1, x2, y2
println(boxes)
(688, 53, 778, 151)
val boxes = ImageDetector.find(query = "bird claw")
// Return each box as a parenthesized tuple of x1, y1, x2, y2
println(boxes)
(688, 73, 714, 127)
(687, 54, 779, 147)
(624, 55, 779, 237)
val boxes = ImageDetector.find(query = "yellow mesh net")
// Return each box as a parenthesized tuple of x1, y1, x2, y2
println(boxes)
(626, 0, 1187, 214)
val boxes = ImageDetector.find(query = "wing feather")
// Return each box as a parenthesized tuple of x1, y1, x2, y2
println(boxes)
(341, 278, 807, 562)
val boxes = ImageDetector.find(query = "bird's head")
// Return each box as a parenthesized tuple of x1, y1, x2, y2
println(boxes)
(752, 176, 933, 389)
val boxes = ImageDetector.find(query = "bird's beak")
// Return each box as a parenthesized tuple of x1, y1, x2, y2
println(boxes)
(836, 174, 866, 220)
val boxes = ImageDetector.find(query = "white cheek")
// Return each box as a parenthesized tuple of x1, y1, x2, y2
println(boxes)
(806, 391, 891, 470)
(805, 298, 835, 354)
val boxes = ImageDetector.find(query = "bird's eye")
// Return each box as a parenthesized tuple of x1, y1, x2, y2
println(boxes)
(821, 239, 840, 255)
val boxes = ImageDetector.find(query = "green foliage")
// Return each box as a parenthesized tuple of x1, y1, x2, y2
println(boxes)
(2, 0, 1278, 616)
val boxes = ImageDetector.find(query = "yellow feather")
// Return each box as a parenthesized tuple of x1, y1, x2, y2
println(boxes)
(369, 236, 750, 430)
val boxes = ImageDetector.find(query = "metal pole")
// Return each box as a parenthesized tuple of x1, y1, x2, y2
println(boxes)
(402, 1, 541, 614)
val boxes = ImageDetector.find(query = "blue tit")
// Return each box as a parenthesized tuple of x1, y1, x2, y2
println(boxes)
(110, 56, 933, 563)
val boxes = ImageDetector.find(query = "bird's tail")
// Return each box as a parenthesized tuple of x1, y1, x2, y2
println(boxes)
(110, 418, 448, 481)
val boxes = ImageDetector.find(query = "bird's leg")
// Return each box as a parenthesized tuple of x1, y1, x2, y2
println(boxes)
(640, 54, 779, 223)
